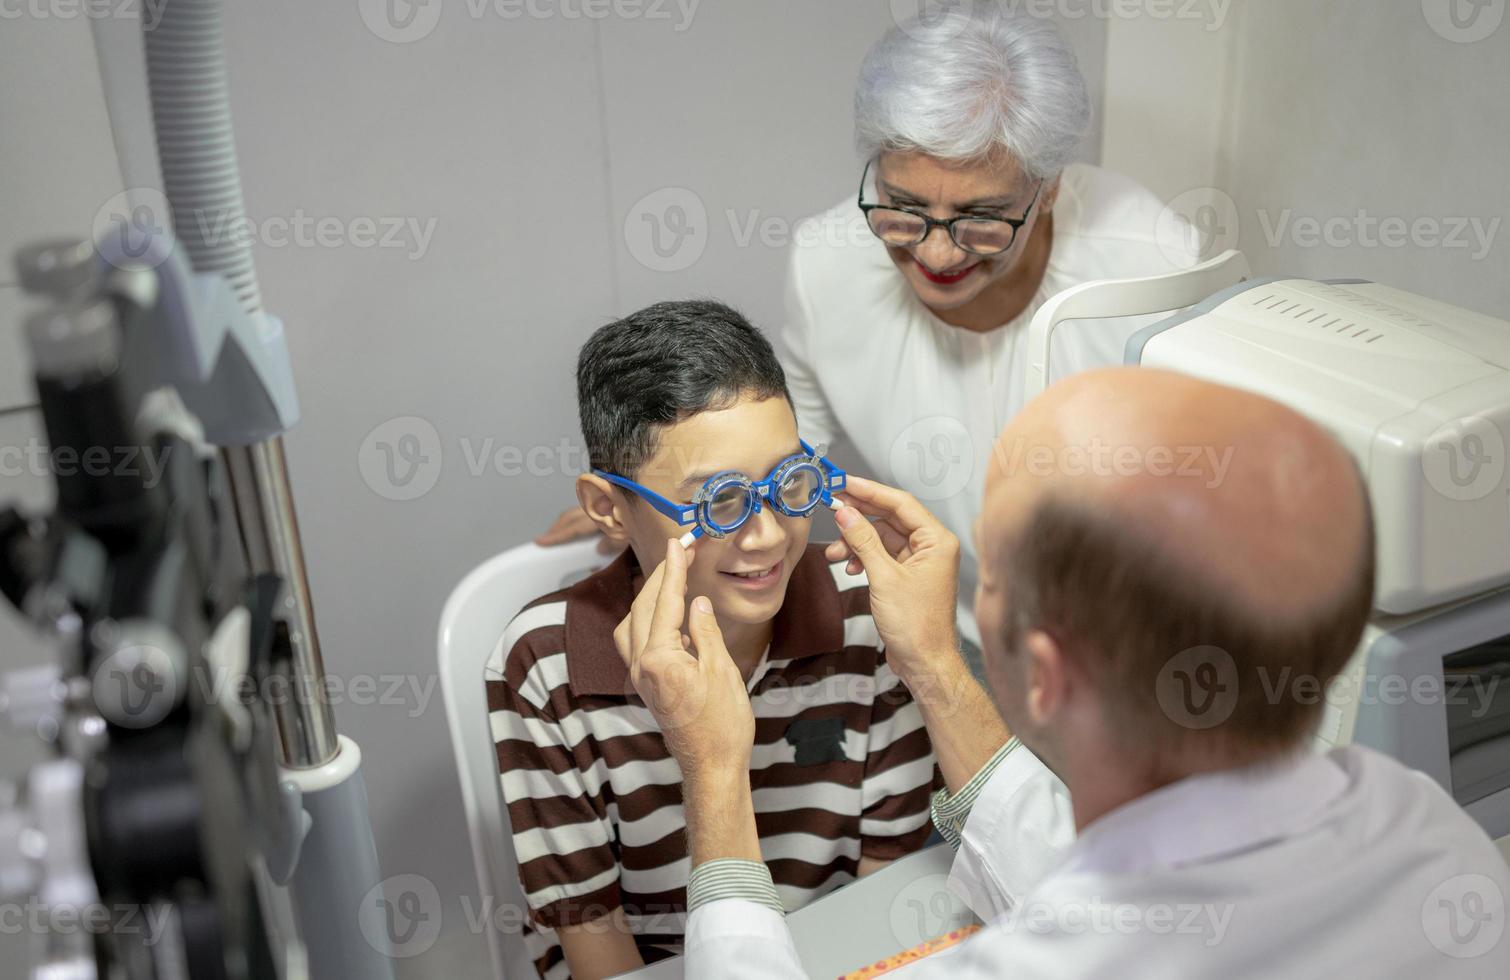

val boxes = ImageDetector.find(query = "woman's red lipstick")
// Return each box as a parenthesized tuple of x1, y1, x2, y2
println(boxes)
(916, 260, 976, 285)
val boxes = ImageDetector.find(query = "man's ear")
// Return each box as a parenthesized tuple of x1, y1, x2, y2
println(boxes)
(576, 473, 634, 545)
(1023, 628, 1069, 727)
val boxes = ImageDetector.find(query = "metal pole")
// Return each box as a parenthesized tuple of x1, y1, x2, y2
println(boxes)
(221, 441, 338, 768)
(143, 0, 337, 770)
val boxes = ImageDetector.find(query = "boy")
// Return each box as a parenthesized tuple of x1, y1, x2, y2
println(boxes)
(485, 301, 938, 979)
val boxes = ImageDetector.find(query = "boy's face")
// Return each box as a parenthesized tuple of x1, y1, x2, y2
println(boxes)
(616, 394, 811, 626)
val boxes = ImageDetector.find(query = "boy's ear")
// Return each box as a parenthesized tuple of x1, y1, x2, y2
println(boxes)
(576, 473, 634, 545)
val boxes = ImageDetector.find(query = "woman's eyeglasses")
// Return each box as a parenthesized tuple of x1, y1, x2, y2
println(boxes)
(857, 158, 1042, 256)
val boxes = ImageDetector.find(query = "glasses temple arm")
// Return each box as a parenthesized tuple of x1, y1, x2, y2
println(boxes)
(592, 470, 698, 527)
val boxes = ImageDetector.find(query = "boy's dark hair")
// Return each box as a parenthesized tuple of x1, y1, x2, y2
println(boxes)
(577, 300, 791, 478)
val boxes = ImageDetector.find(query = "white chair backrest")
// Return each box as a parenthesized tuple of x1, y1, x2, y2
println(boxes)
(438, 538, 609, 979)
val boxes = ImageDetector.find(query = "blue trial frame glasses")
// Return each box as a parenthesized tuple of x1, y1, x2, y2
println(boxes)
(594, 439, 847, 545)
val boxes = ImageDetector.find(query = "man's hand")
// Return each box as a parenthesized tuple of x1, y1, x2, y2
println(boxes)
(614, 539, 755, 780)
(824, 475, 962, 686)
(826, 476, 1009, 793)
(615, 540, 763, 867)
(536, 505, 620, 554)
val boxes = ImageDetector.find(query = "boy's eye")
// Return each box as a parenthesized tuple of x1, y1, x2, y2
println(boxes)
(707, 484, 749, 527)
(779, 469, 821, 511)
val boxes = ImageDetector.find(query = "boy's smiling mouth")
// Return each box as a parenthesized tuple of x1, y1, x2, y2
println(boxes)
(720, 560, 784, 589)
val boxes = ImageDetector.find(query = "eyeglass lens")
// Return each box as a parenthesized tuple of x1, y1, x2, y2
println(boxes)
(864, 209, 1015, 254)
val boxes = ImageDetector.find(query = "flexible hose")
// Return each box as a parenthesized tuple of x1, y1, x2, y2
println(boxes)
(143, 0, 264, 315)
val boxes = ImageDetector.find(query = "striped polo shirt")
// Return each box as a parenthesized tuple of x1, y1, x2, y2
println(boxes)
(485, 543, 939, 978)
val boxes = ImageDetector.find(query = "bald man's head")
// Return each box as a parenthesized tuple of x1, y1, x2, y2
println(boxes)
(976, 367, 1374, 777)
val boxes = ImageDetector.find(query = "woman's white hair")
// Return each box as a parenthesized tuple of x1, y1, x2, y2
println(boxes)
(855, 3, 1091, 178)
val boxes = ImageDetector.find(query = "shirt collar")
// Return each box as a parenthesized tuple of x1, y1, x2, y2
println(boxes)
(563, 543, 846, 698)
(1054, 749, 1352, 878)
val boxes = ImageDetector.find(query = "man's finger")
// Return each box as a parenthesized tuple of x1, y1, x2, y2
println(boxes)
(614, 615, 632, 667)
(839, 476, 939, 535)
(687, 595, 730, 663)
(828, 510, 912, 563)
(647, 538, 690, 647)
(834, 504, 898, 575)
(833, 492, 912, 546)
(628, 553, 669, 663)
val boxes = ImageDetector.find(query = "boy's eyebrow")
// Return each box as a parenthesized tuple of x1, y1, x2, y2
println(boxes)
(673, 444, 808, 492)
(676, 470, 721, 491)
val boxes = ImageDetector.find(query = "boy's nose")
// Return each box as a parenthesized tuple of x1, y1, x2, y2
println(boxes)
(736, 504, 786, 552)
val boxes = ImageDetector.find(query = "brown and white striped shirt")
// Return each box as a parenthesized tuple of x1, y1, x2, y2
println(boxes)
(485, 544, 939, 978)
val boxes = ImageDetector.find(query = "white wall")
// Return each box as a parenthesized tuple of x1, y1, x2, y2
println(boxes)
(0, 5, 1105, 977)
(1102, 0, 1510, 319)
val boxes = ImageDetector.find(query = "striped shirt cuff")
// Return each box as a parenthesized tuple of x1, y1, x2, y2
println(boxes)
(929, 737, 1020, 850)
(687, 859, 785, 915)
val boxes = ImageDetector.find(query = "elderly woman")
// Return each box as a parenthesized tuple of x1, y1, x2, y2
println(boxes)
(783, 6, 1198, 652)
(543, 5, 1198, 654)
